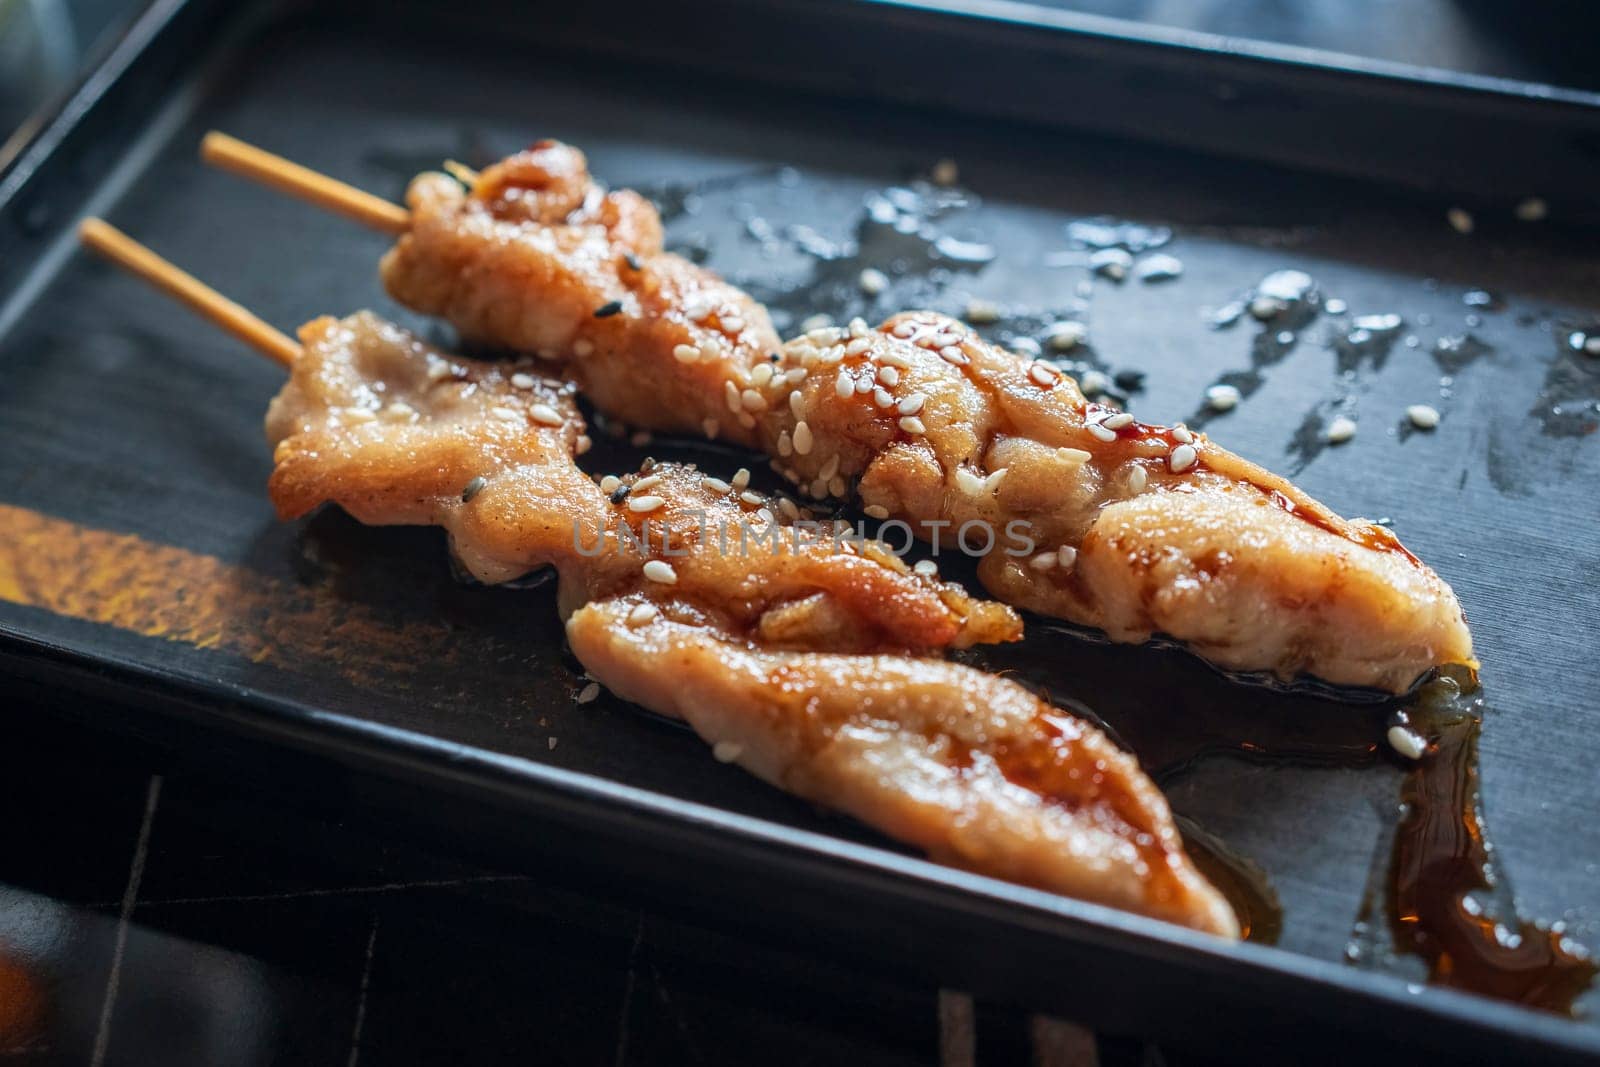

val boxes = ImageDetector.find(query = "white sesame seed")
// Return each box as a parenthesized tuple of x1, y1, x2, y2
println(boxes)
(576, 435, 592, 455)
(879, 350, 911, 369)
(873, 387, 895, 409)
(778, 430, 793, 457)
(819, 454, 841, 482)
(1205, 384, 1241, 412)
(732, 468, 751, 490)
(1406, 404, 1441, 430)
(864, 504, 890, 519)
(712, 740, 744, 763)
(965, 299, 1001, 324)
(736, 412, 756, 429)
(1028, 362, 1060, 387)
(600, 475, 621, 494)
(955, 468, 985, 496)
(741, 389, 768, 412)
(828, 475, 847, 497)
(789, 391, 806, 419)
(793, 421, 815, 455)
(628, 494, 665, 513)
(673, 343, 701, 364)
(382, 401, 416, 421)
(740, 490, 765, 506)
(576, 682, 601, 704)
(723, 316, 746, 334)
(631, 474, 663, 492)
(897, 393, 926, 416)
(1057, 545, 1078, 569)
(752, 363, 774, 387)
(777, 497, 800, 520)
(983, 468, 1008, 493)
(701, 476, 731, 493)
(1326, 416, 1358, 444)
(898, 416, 927, 435)
(1172, 425, 1194, 445)
(426, 361, 455, 382)
(845, 338, 871, 358)
(1387, 725, 1427, 760)
(1446, 207, 1474, 235)
(854, 376, 874, 395)
(643, 560, 678, 584)
(1045, 321, 1087, 351)
(800, 314, 834, 333)
(913, 559, 938, 577)
(891, 321, 916, 339)
(849, 317, 869, 337)
(1029, 552, 1058, 571)
(877, 365, 900, 387)
(490, 406, 521, 421)
(939, 346, 970, 366)
(1514, 197, 1548, 222)
(510, 372, 536, 389)
(626, 603, 658, 627)
(1101, 412, 1135, 430)
(1169, 443, 1198, 472)
(1127, 465, 1147, 493)
(1079, 370, 1111, 396)
(931, 158, 959, 186)
(834, 370, 854, 399)
(724, 381, 742, 413)
(1056, 447, 1092, 463)
(756, 507, 775, 525)
(1087, 423, 1117, 443)
(701, 417, 720, 439)
(859, 268, 888, 295)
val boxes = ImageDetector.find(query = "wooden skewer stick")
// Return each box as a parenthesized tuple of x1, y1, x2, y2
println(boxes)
(200, 131, 411, 235)
(77, 218, 302, 368)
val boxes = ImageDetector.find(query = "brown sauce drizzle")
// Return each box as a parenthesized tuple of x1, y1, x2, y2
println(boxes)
(1383, 667, 1596, 1013)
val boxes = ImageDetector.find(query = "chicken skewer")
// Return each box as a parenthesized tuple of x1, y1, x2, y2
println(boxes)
(203, 134, 1475, 695)
(78, 218, 1238, 936)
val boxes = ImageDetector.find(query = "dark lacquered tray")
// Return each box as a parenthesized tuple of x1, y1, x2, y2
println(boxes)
(2, 1, 1598, 1061)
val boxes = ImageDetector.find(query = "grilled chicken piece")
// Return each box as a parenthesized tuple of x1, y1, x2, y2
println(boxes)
(260, 311, 1234, 934)
(379, 143, 1473, 693)
(266, 311, 1016, 652)
(569, 597, 1238, 937)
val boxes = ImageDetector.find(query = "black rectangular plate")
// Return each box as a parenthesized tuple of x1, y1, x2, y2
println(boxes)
(2, 1, 1598, 1061)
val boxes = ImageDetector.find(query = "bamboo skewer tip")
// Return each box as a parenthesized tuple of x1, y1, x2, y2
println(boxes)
(199, 130, 411, 236)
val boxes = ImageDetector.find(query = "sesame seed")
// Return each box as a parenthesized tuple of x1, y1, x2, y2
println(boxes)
(1387, 725, 1427, 760)
(490, 405, 520, 421)
(382, 401, 416, 421)
(1101, 412, 1135, 430)
(819, 454, 841, 482)
(854, 376, 874, 395)
(877, 365, 901, 387)
(576, 434, 592, 455)
(643, 560, 678, 584)
(913, 559, 938, 577)
(736, 412, 756, 429)
(1172, 425, 1194, 444)
(897, 393, 926, 415)
(873, 387, 894, 409)
(631, 430, 654, 447)
(859, 268, 888, 295)
(1079, 370, 1111, 396)
(793, 421, 817, 455)
(631, 474, 663, 492)
(939, 346, 970, 366)
(1057, 545, 1078, 569)
(955, 468, 984, 496)
(752, 363, 774, 387)
(426, 361, 455, 382)
(849, 317, 869, 337)
(1205, 384, 1241, 412)
(510, 372, 536, 389)
(739, 490, 765, 506)
(1446, 207, 1474, 235)
(818, 344, 845, 365)
(864, 504, 890, 519)
(1128, 465, 1147, 493)
(983, 468, 1008, 493)
(741, 389, 768, 412)
(609, 484, 632, 505)
(673, 344, 702, 364)
(965, 299, 1001, 324)
(778, 431, 793, 457)
(789, 391, 806, 420)
(600, 475, 622, 494)
(828, 475, 847, 497)
(786, 367, 809, 385)
(712, 740, 744, 763)
(626, 603, 659, 627)
(1514, 197, 1548, 222)
(879, 350, 911, 369)
(701, 476, 731, 493)
(594, 300, 623, 318)
(1169, 443, 1198, 472)
(1029, 552, 1059, 571)
(526, 403, 561, 426)
(1087, 423, 1117, 443)
(756, 507, 775, 525)
(800, 314, 833, 333)
(1326, 416, 1357, 444)
(777, 497, 801, 520)
(1028, 362, 1060, 387)
(724, 381, 742, 413)
(1406, 404, 1441, 430)
(931, 158, 959, 186)
(723, 316, 746, 333)
(461, 476, 487, 502)
(1057, 447, 1092, 463)
(1046, 321, 1087, 351)
(890, 321, 916, 339)
(576, 682, 601, 704)
(732, 468, 751, 490)
(701, 417, 720, 439)
(628, 494, 665, 513)
(845, 338, 871, 357)
(835, 370, 854, 399)
(898, 416, 926, 435)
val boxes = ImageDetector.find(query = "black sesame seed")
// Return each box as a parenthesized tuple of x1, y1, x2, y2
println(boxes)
(462, 476, 487, 502)
(609, 485, 631, 505)
(1113, 370, 1146, 392)
(594, 301, 623, 318)
(623, 253, 642, 271)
